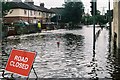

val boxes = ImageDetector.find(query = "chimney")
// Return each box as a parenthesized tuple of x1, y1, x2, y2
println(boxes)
(40, 3, 44, 7)
(12, 0, 22, 2)
(25, 0, 34, 5)
(27, 2, 34, 5)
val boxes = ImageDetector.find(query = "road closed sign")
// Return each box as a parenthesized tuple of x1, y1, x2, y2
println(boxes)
(5, 49, 36, 76)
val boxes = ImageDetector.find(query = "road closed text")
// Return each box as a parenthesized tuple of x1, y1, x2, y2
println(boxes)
(10, 55, 29, 70)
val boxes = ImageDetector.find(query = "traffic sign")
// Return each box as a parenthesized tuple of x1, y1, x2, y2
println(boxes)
(5, 49, 36, 76)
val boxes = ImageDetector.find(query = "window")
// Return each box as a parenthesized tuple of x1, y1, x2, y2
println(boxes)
(39, 12, 41, 16)
(46, 13, 48, 17)
(30, 10, 32, 16)
(43, 12, 45, 17)
(24, 10, 27, 15)
(34, 11, 36, 15)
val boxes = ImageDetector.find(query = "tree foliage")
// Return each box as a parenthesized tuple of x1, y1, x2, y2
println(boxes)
(82, 10, 108, 26)
(1, 0, 11, 38)
(62, 2, 84, 25)
(2, 0, 11, 17)
(96, 15, 107, 26)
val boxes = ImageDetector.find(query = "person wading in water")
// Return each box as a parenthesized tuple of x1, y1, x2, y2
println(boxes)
(37, 21, 41, 32)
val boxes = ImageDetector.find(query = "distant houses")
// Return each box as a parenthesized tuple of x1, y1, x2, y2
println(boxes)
(3, 0, 68, 36)
(3, 0, 58, 36)
(50, 7, 64, 15)
(4, 1, 55, 24)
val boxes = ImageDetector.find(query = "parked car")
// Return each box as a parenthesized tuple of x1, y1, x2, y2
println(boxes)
(11, 20, 30, 35)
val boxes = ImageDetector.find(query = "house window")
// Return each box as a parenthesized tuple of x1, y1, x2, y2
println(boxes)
(48, 14, 51, 18)
(30, 10, 32, 16)
(24, 10, 27, 15)
(39, 12, 41, 16)
(46, 13, 49, 18)
(34, 11, 36, 15)
(43, 12, 45, 17)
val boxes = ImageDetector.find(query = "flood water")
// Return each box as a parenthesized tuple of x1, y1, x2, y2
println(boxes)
(3, 25, 120, 79)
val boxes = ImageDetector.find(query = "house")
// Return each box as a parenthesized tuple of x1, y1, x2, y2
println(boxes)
(50, 7, 65, 29)
(4, 0, 55, 24)
(35, 3, 55, 24)
(50, 7, 65, 22)
(3, 0, 56, 35)
(50, 7, 64, 15)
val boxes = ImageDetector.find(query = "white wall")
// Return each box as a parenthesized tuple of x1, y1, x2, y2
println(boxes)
(5, 8, 54, 23)
(5, 8, 51, 18)
(5, 9, 38, 17)
(113, 1, 120, 48)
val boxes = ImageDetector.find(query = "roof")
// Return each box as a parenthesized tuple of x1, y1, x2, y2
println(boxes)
(8, 2, 35, 10)
(35, 5, 54, 13)
(24, 3, 38, 11)
(50, 8, 64, 14)
(8, 2, 54, 13)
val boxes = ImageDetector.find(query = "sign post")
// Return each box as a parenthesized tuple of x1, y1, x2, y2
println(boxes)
(5, 49, 36, 77)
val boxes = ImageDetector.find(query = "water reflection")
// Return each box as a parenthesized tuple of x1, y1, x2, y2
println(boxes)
(64, 33, 85, 57)
(107, 48, 120, 80)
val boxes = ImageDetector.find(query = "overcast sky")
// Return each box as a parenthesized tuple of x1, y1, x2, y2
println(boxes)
(22, 0, 113, 14)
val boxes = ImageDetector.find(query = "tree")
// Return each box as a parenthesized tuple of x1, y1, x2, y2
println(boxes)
(62, 2, 84, 27)
(81, 13, 91, 25)
(1, 0, 11, 38)
(2, 0, 11, 17)
(81, 10, 107, 26)
(96, 15, 107, 26)
(95, 10, 107, 26)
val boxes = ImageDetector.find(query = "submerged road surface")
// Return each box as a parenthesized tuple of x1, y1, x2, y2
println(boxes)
(3, 25, 120, 79)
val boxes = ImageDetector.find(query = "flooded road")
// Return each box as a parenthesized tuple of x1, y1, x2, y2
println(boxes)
(3, 26, 120, 79)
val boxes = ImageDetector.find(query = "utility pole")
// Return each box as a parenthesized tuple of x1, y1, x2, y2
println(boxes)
(91, 0, 97, 51)
(108, 0, 111, 37)
(93, 1, 95, 51)
(90, 0, 97, 51)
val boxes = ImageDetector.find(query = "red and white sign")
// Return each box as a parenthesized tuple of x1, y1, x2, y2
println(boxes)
(5, 49, 36, 76)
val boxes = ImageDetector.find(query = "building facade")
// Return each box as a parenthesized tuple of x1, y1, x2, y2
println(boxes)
(112, 1, 120, 48)
(4, 1, 55, 24)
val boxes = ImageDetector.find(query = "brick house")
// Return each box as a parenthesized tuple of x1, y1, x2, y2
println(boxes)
(4, 1, 55, 24)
